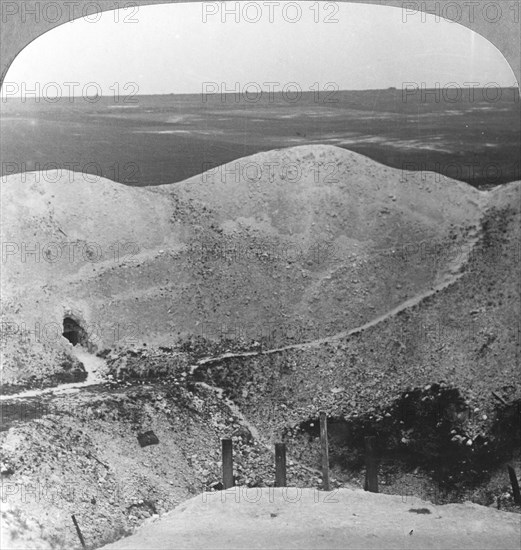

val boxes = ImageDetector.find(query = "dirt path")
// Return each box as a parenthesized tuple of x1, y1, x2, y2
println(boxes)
(0, 346, 107, 402)
(193, 220, 484, 370)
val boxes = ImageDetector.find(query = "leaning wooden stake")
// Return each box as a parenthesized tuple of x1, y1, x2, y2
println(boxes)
(364, 436, 379, 493)
(507, 465, 521, 504)
(319, 412, 330, 491)
(71, 514, 86, 549)
(222, 438, 234, 489)
(275, 443, 287, 487)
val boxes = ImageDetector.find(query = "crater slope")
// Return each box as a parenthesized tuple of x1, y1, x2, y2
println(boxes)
(0, 145, 492, 387)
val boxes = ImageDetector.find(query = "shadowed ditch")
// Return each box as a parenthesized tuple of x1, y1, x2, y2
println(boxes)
(293, 384, 520, 493)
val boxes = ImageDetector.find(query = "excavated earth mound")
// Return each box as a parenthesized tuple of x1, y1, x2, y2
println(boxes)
(1, 145, 486, 388)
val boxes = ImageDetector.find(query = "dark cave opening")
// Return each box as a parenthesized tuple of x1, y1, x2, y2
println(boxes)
(62, 317, 88, 347)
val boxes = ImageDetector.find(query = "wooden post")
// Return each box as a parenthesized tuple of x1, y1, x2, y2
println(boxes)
(319, 412, 330, 491)
(222, 438, 234, 489)
(71, 515, 86, 549)
(275, 443, 287, 487)
(364, 436, 378, 493)
(507, 465, 521, 504)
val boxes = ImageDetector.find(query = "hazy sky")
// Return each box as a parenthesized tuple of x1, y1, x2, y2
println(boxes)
(2, 2, 517, 97)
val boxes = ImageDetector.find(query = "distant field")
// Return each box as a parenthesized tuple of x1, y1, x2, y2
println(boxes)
(1, 89, 519, 188)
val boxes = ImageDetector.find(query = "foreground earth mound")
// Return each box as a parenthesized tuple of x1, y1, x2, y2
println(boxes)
(99, 487, 521, 550)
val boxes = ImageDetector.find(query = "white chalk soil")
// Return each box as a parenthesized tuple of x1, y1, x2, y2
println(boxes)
(0, 346, 107, 401)
(100, 487, 521, 550)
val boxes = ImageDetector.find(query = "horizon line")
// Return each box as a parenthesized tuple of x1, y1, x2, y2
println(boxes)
(2, 85, 520, 101)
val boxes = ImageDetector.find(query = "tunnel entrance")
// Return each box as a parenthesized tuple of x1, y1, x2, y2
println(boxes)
(62, 317, 88, 346)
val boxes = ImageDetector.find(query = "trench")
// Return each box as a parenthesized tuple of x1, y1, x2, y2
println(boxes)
(292, 385, 520, 493)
